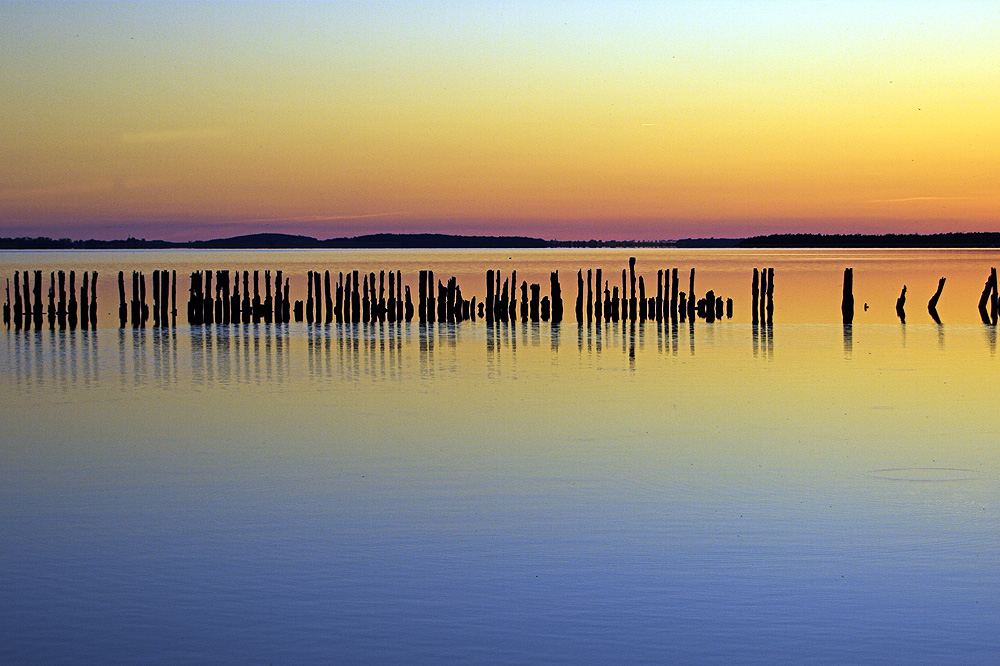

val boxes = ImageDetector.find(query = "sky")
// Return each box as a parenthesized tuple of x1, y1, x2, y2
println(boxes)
(1, 1, 997, 241)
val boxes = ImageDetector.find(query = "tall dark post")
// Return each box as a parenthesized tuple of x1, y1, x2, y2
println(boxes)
(638, 276, 646, 322)
(670, 268, 679, 322)
(576, 270, 584, 323)
(170, 270, 176, 326)
(362, 274, 371, 323)
(621, 269, 627, 321)
(80, 272, 90, 330)
(991, 268, 998, 325)
(242, 271, 251, 324)
(529, 283, 540, 322)
(325, 270, 333, 324)
(306, 271, 314, 324)
(396, 270, 403, 322)
(351, 270, 361, 323)
(594, 269, 603, 322)
(628, 257, 637, 321)
(221, 271, 231, 325)
(427, 270, 435, 324)
(90, 271, 98, 328)
(686, 268, 695, 321)
(705, 289, 716, 323)
(766, 267, 774, 324)
(485, 270, 494, 325)
(842, 268, 854, 325)
(3, 279, 9, 327)
(282, 279, 290, 323)
(404, 285, 414, 321)
(758, 268, 767, 324)
(586, 269, 593, 323)
(896, 285, 907, 323)
(48, 272, 56, 328)
(118, 271, 127, 327)
(58, 270, 67, 329)
(22, 271, 31, 329)
(231, 273, 241, 324)
(152, 271, 161, 327)
(140, 272, 149, 327)
(520, 281, 528, 322)
(274, 271, 283, 323)
(752, 268, 760, 325)
(32, 270, 42, 329)
(202, 271, 212, 325)
(656, 270, 664, 322)
(215, 271, 224, 324)
(13, 272, 21, 329)
(417, 270, 426, 323)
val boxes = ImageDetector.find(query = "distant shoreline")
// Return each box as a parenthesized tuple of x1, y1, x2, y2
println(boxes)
(2, 231, 1000, 250)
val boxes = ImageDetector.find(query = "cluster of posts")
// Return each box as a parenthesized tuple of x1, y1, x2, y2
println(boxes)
(3, 270, 98, 330)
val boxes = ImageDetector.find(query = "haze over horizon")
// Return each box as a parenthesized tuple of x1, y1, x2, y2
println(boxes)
(2, 1, 997, 242)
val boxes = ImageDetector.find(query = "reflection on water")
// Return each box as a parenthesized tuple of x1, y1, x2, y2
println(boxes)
(3, 251, 1000, 666)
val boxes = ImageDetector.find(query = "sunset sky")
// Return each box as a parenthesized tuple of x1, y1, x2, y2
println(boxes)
(1, 1, 997, 241)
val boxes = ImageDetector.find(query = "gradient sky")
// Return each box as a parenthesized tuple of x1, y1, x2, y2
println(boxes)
(1, 1, 997, 241)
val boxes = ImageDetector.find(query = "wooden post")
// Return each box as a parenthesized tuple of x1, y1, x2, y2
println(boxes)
(231, 273, 241, 324)
(541, 295, 550, 321)
(687, 268, 695, 322)
(202, 271, 212, 325)
(324, 270, 333, 324)
(48, 272, 56, 328)
(362, 274, 370, 323)
(351, 270, 361, 323)
(586, 269, 593, 323)
(152, 270, 161, 327)
(520, 281, 528, 322)
(726, 298, 733, 319)
(551, 271, 562, 323)
(140, 271, 149, 327)
(118, 271, 127, 327)
(705, 290, 715, 323)
(32, 270, 42, 329)
(417, 270, 426, 323)
(21, 271, 30, 329)
(896, 285, 907, 323)
(221, 270, 231, 325)
(656, 270, 664, 322)
(638, 276, 646, 322)
(628, 257, 637, 321)
(282, 278, 290, 323)
(90, 271, 98, 328)
(752, 268, 760, 325)
(426, 270, 435, 324)
(766, 267, 774, 324)
(306, 271, 314, 324)
(396, 270, 403, 322)
(928, 277, 945, 324)
(57, 270, 67, 329)
(842, 268, 854, 325)
(170, 270, 176, 326)
(670, 268, 679, 322)
(404, 285, 414, 321)
(80, 272, 90, 330)
(3, 279, 9, 327)
(991, 268, 999, 326)
(485, 270, 494, 325)
(576, 270, 584, 323)
(594, 268, 603, 322)
(678, 292, 686, 323)
(530, 283, 540, 322)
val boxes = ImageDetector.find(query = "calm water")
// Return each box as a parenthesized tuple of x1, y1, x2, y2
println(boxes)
(1, 250, 998, 665)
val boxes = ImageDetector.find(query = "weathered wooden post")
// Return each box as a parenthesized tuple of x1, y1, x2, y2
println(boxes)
(80, 272, 90, 330)
(437, 280, 447, 322)
(417, 270, 426, 323)
(21, 271, 31, 329)
(529, 283, 540, 322)
(678, 292, 687, 323)
(705, 290, 715, 323)
(3, 279, 9, 327)
(687, 268, 696, 321)
(895, 285, 906, 323)
(726, 298, 733, 319)
(611, 286, 620, 322)
(221, 270, 231, 325)
(766, 267, 774, 324)
(58, 270, 68, 329)
(670, 268, 679, 322)
(551, 271, 563, 323)
(241, 271, 251, 324)
(426, 270, 435, 324)
(170, 270, 176, 326)
(928, 277, 945, 324)
(978, 276, 991, 324)
(118, 271, 127, 327)
(306, 271, 314, 324)
(541, 295, 550, 321)
(48, 272, 56, 328)
(842, 268, 854, 325)
(396, 270, 403, 322)
(152, 271, 161, 327)
(351, 270, 361, 323)
(586, 269, 593, 323)
(202, 271, 212, 325)
(594, 269, 603, 322)
(32, 270, 42, 329)
(88, 271, 97, 328)
(12, 273, 21, 329)
(991, 268, 998, 325)
(282, 278, 290, 323)
(140, 271, 149, 327)
(324, 271, 333, 324)
(628, 257, 637, 321)
(638, 276, 646, 322)
(752, 268, 760, 325)
(362, 274, 371, 323)
(520, 281, 529, 322)
(404, 285, 414, 321)
(576, 270, 584, 323)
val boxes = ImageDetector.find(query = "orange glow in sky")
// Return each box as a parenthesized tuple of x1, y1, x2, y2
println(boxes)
(1, 2, 997, 241)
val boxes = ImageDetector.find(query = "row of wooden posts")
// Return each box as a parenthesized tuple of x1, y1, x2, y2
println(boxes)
(840, 266, 999, 325)
(2, 270, 98, 330)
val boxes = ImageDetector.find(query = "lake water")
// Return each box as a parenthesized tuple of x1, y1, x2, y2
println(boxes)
(1, 250, 998, 665)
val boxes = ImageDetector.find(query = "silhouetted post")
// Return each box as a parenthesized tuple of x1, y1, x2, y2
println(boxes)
(219, 271, 229, 325)
(214, 271, 224, 324)
(620, 269, 627, 321)
(152, 270, 161, 327)
(396, 271, 403, 322)
(603, 281, 611, 322)
(766, 267, 774, 324)
(529, 283, 540, 322)
(282, 279, 290, 323)
(678, 292, 687, 323)
(928, 277, 945, 324)
(501, 278, 511, 323)
(595, 269, 603, 322)
(348, 270, 359, 324)
(32, 270, 42, 329)
(306, 271, 314, 324)
(715, 295, 723, 321)
(437, 280, 447, 322)
(90, 271, 97, 329)
(3, 279, 9, 327)
(991, 268, 999, 325)
(404, 285, 414, 321)
(485, 270, 494, 325)
(587, 269, 593, 323)
(427, 270, 435, 324)
(21, 271, 30, 329)
(118, 271, 127, 327)
(362, 274, 371, 322)
(240, 271, 249, 324)
(387, 270, 397, 323)
(80, 272, 90, 330)
(687, 269, 696, 321)
(842, 268, 854, 325)
(140, 272, 150, 327)
(416, 270, 426, 323)
(231, 274, 241, 324)
(551, 271, 563, 323)
(655, 270, 664, 322)
(705, 290, 715, 323)
(170, 270, 176, 326)
(978, 276, 991, 324)
(611, 286, 620, 322)
(294, 300, 303, 322)
(628, 257, 637, 320)
(324, 271, 332, 324)
(47, 272, 56, 328)
(670, 268, 679, 322)
(201, 271, 212, 325)
(446, 276, 456, 323)
(752, 268, 760, 325)
(520, 281, 529, 322)
(576, 270, 584, 323)
(541, 295, 550, 321)
(12, 272, 21, 329)
(57, 271, 67, 329)
(335, 272, 344, 323)
(758, 268, 767, 324)
(726, 298, 733, 319)
(638, 276, 646, 322)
